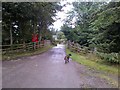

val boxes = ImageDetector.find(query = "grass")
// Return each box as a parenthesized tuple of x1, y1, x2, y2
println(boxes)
(66, 48, 119, 87)
(66, 48, 118, 75)
(2, 45, 53, 61)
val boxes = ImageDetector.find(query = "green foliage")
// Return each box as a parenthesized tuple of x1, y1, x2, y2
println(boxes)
(2, 2, 61, 45)
(91, 7, 120, 30)
(66, 48, 118, 75)
(96, 52, 120, 64)
(62, 2, 120, 64)
(91, 5, 120, 53)
(57, 31, 66, 40)
(62, 2, 105, 46)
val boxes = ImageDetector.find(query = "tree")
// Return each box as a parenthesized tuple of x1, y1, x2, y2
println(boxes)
(57, 31, 65, 40)
(61, 2, 105, 46)
(2, 2, 62, 45)
(91, 2, 120, 53)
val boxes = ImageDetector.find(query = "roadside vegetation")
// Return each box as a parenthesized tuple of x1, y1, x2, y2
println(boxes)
(66, 48, 119, 87)
(66, 48, 118, 75)
(2, 45, 53, 61)
(61, 2, 120, 73)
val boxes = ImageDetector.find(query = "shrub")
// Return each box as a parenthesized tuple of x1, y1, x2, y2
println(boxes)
(96, 52, 119, 64)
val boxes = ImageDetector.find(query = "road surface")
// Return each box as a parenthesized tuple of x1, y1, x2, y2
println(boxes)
(2, 44, 118, 88)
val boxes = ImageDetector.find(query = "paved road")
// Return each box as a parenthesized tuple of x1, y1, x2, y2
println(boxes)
(2, 44, 117, 88)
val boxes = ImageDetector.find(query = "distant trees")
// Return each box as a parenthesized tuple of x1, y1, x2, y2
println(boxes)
(2, 2, 62, 45)
(57, 31, 66, 40)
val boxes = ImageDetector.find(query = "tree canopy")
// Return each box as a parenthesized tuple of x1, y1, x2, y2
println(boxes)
(61, 2, 120, 53)
(2, 2, 62, 45)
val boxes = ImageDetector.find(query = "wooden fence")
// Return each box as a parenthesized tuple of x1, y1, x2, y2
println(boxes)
(1, 41, 44, 55)
(67, 41, 119, 64)
(67, 42, 93, 54)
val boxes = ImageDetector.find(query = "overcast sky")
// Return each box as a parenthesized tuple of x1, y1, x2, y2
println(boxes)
(51, 0, 75, 31)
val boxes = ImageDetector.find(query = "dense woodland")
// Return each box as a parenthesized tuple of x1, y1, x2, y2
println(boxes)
(61, 2, 120, 64)
(2, 2, 62, 45)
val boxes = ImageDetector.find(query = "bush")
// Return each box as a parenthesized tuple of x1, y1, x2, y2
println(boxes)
(96, 52, 119, 64)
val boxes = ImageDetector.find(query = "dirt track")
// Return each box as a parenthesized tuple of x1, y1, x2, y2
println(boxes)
(2, 44, 118, 88)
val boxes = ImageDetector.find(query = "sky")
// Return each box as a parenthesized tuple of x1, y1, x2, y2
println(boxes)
(50, 0, 112, 31)
(51, 0, 75, 31)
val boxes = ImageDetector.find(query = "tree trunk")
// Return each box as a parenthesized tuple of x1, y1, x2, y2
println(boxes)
(38, 21, 44, 43)
(10, 24, 13, 45)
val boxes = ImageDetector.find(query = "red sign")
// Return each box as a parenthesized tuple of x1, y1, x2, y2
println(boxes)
(32, 34, 38, 42)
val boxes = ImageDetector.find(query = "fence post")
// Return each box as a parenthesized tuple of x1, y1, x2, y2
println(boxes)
(38, 41, 40, 48)
(32, 42, 35, 50)
(93, 47, 97, 54)
(23, 42, 26, 51)
(10, 45, 12, 53)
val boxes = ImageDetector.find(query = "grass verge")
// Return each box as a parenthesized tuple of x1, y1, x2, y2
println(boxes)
(66, 48, 118, 75)
(2, 45, 53, 61)
(66, 48, 119, 87)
